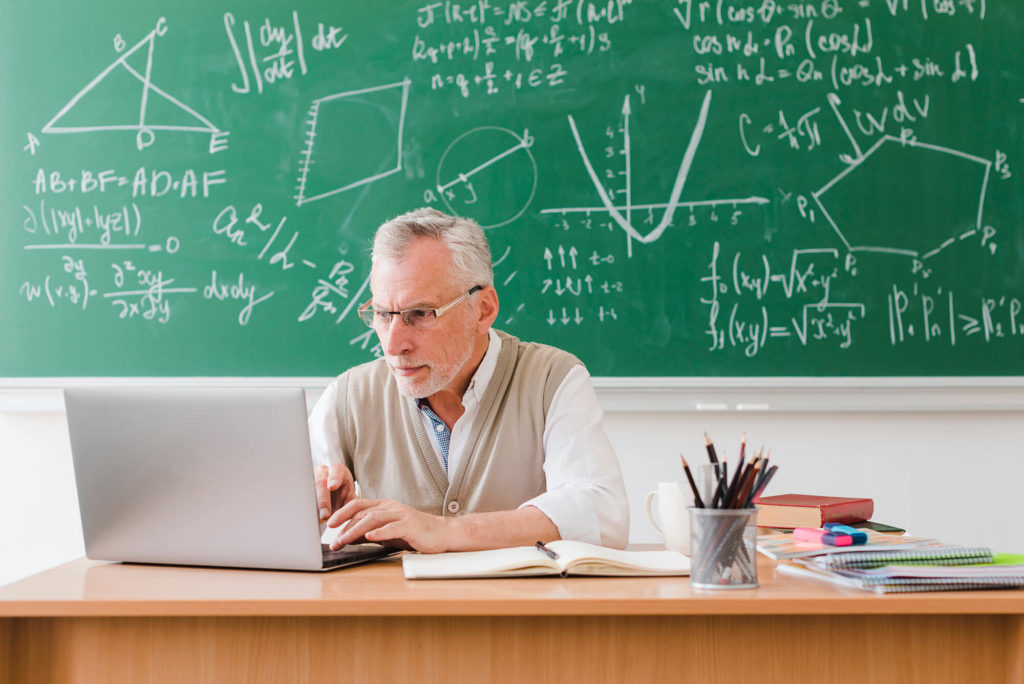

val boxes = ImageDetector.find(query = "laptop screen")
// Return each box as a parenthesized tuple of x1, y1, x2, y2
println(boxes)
(66, 386, 340, 571)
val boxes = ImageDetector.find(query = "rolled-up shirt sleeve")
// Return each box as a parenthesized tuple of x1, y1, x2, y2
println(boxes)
(308, 380, 342, 470)
(519, 365, 630, 549)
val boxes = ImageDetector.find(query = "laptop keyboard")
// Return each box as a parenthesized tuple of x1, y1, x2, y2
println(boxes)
(321, 543, 394, 567)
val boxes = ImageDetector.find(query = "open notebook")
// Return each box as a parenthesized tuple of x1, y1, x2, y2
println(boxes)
(403, 541, 690, 579)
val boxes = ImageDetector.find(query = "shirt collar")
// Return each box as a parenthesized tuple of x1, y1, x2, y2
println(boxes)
(464, 328, 501, 406)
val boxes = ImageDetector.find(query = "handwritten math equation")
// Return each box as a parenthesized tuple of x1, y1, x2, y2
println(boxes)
(415, 0, 631, 98)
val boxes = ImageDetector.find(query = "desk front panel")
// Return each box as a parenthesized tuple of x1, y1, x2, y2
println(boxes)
(4, 613, 1021, 684)
(3, 558, 1024, 683)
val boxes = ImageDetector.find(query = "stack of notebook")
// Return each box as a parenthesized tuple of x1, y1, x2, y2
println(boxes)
(775, 545, 1024, 593)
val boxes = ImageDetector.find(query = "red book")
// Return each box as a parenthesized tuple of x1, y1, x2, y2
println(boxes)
(753, 494, 874, 529)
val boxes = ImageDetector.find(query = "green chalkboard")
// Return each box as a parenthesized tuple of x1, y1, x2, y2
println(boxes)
(2, 1, 1022, 378)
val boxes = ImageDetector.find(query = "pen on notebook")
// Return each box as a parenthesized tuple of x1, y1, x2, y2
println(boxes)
(535, 541, 559, 560)
(680, 454, 705, 508)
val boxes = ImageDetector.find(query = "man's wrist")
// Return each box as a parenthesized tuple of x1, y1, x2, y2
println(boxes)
(440, 514, 459, 552)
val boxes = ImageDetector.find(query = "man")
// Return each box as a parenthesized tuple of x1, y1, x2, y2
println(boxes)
(308, 208, 628, 553)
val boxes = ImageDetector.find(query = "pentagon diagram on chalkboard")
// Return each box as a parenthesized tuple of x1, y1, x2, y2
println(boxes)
(41, 21, 222, 151)
(294, 79, 411, 207)
(813, 135, 992, 261)
(434, 126, 538, 230)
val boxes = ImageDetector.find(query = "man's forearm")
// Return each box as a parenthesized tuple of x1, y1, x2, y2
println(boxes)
(444, 505, 560, 552)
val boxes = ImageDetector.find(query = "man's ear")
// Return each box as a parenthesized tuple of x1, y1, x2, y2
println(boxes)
(476, 286, 499, 332)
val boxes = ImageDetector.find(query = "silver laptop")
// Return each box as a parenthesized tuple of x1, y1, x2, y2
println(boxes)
(64, 386, 396, 571)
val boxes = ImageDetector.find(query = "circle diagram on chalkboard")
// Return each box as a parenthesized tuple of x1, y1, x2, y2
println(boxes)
(435, 126, 537, 229)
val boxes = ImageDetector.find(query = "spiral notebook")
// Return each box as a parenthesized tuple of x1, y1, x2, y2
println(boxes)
(777, 543, 1024, 593)
(812, 546, 994, 570)
(778, 562, 1024, 594)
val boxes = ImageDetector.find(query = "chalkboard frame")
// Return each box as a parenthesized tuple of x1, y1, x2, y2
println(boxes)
(3, 376, 1024, 413)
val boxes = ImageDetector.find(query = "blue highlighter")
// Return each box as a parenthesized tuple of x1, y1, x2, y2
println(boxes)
(823, 523, 868, 545)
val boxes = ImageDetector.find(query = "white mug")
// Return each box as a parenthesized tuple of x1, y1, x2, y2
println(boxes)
(644, 481, 695, 556)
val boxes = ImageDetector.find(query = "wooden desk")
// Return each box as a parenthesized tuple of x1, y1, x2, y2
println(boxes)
(2, 556, 1022, 683)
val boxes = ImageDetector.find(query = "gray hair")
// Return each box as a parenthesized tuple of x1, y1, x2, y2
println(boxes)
(371, 208, 494, 287)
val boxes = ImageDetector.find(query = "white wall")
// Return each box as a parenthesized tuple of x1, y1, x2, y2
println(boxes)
(3, 403, 1023, 586)
(608, 410, 1023, 551)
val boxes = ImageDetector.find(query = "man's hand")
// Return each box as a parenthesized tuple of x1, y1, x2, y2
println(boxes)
(315, 463, 356, 522)
(326, 498, 450, 553)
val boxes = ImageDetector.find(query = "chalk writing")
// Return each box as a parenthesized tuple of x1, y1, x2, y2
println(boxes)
(5, 1, 1021, 379)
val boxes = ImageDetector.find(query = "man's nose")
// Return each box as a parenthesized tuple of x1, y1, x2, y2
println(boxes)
(379, 315, 415, 356)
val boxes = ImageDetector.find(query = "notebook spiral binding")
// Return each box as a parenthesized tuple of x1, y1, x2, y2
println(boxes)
(818, 546, 994, 570)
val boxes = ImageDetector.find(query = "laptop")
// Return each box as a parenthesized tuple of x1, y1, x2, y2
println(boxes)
(64, 386, 397, 572)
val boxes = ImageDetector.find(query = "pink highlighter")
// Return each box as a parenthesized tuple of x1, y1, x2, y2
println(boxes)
(793, 527, 854, 546)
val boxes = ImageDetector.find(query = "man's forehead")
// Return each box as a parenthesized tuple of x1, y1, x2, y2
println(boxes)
(370, 263, 455, 306)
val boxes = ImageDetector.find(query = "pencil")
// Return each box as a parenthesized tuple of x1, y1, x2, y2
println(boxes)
(732, 458, 761, 509)
(704, 432, 719, 464)
(723, 442, 747, 508)
(752, 453, 769, 490)
(758, 449, 770, 480)
(747, 464, 778, 507)
(711, 452, 729, 508)
(723, 456, 754, 508)
(751, 450, 771, 497)
(680, 454, 705, 508)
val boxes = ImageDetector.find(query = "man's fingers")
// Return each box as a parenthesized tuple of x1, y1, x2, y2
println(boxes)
(325, 499, 435, 552)
(327, 462, 346, 489)
(315, 463, 355, 521)
(326, 497, 376, 529)
(331, 479, 354, 511)
(363, 521, 405, 544)
(329, 511, 387, 549)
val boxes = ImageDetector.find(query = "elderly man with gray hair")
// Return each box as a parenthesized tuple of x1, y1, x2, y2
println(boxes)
(309, 208, 628, 553)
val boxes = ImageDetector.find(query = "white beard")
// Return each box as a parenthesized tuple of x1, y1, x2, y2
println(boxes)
(387, 338, 475, 399)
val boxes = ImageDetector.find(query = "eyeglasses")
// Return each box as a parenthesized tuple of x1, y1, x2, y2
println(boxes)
(357, 285, 483, 330)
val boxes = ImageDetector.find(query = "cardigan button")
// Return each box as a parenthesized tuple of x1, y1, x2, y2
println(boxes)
(447, 501, 461, 514)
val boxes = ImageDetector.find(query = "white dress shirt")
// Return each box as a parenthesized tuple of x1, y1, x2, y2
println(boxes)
(308, 329, 629, 547)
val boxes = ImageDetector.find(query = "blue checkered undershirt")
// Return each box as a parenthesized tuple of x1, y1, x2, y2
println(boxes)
(418, 401, 451, 473)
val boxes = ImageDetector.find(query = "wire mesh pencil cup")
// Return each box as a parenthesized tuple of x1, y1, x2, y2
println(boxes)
(689, 507, 759, 590)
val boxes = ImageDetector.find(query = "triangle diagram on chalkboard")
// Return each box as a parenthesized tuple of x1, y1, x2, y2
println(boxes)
(43, 28, 219, 137)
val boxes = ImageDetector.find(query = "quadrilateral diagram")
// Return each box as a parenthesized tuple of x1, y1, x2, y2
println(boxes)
(294, 79, 411, 207)
(544, 90, 769, 257)
(42, 19, 222, 150)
